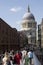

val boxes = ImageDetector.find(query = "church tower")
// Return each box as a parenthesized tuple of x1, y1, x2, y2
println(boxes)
(21, 6, 37, 48)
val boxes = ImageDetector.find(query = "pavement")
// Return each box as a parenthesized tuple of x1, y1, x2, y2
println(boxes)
(33, 52, 41, 65)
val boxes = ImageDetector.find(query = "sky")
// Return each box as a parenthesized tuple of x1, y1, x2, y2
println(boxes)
(0, 0, 43, 31)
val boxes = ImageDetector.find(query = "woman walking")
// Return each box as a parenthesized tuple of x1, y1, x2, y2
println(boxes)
(2, 51, 11, 65)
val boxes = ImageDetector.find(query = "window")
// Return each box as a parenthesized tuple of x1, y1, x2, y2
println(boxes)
(28, 23, 32, 27)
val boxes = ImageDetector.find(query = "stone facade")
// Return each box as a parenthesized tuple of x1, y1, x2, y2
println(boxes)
(38, 24, 41, 48)
(19, 31, 28, 48)
(38, 18, 43, 48)
(38, 18, 43, 65)
(21, 6, 37, 48)
(41, 18, 43, 48)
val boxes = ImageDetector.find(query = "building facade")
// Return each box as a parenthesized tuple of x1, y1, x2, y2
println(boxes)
(38, 18, 43, 65)
(41, 18, 43, 48)
(0, 18, 20, 53)
(21, 6, 37, 49)
(38, 24, 41, 48)
(19, 31, 28, 49)
(38, 18, 43, 48)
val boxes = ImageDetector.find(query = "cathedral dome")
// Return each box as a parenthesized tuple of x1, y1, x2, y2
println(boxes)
(23, 13, 35, 20)
(22, 6, 35, 20)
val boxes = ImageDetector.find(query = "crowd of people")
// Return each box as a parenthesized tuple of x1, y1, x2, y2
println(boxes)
(2, 50, 33, 65)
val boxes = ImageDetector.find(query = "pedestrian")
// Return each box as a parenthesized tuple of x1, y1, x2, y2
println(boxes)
(28, 51, 33, 65)
(14, 51, 21, 65)
(20, 50, 26, 65)
(2, 51, 11, 65)
(24, 52, 29, 65)
(10, 51, 15, 65)
(20, 53, 25, 65)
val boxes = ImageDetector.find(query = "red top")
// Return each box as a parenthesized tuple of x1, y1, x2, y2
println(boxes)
(15, 53, 20, 64)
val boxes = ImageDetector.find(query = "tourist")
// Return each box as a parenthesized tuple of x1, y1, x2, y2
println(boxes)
(14, 51, 21, 65)
(24, 52, 29, 65)
(28, 50, 33, 65)
(2, 51, 11, 65)
(10, 51, 15, 65)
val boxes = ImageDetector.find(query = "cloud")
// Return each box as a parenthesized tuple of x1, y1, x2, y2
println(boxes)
(10, 7, 22, 12)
